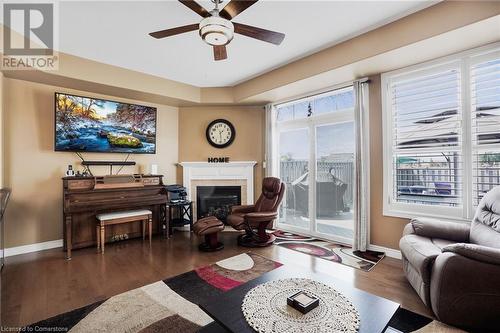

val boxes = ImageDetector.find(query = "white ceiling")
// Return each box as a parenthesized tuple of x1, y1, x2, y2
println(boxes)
(56, 1, 436, 87)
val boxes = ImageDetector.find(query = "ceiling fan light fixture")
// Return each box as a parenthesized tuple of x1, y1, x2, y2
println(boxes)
(199, 16, 234, 46)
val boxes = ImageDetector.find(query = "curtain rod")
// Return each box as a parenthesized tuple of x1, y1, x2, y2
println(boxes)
(274, 83, 352, 108)
(273, 78, 371, 108)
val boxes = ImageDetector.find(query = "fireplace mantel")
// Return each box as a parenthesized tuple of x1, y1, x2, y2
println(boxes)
(179, 161, 257, 211)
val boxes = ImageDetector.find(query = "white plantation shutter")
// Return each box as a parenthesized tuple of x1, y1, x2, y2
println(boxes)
(389, 66, 463, 207)
(384, 45, 500, 220)
(471, 56, 500, 205)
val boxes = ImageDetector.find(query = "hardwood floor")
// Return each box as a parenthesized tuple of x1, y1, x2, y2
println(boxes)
(0, 230, 432, 328)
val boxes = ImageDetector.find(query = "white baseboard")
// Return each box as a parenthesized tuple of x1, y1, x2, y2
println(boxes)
(368, 244, 402, 260)
(4, 239, 63, 257)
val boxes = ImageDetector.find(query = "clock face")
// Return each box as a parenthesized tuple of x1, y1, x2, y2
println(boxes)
(206, 119, 235, 148)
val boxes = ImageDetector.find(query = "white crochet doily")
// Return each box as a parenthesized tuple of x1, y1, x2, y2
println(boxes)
(241, 278, 360, 333)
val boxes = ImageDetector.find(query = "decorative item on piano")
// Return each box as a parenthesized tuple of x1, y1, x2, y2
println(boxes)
(166, 184, 187, 203)
(148, 163, 158, 175)
(65, 165, 75, 177)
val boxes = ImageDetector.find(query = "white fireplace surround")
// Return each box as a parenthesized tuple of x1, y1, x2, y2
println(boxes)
(180, 162, 257, 216)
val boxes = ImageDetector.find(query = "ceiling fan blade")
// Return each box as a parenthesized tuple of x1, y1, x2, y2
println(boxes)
(219, 0, 258, 20)
(178, 0, 211, 18)
(213, 45, 227, 61)
(149, 23, 199, 39)
(233, 22, 285, 45)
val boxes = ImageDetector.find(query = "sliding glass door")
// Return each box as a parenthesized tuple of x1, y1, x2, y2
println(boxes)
(275, 86, 355, 244)
(315, 122, 355, 243)
(278, 127, 310, 231)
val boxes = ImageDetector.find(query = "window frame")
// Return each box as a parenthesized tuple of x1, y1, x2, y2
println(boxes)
(272, 84, 356, 245)
(469, 51, 500, 211)
(382, 42, 500, 221)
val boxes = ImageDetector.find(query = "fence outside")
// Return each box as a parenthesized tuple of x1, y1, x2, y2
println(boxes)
(396, 164, 500, 205)
(475, 168, 500, 199)
(280, 161, 500, 209)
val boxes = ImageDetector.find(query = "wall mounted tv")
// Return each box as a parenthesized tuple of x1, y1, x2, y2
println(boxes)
(55, 93, 157, 154)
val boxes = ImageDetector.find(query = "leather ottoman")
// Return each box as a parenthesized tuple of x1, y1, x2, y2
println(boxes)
(193, 216, 225, 251)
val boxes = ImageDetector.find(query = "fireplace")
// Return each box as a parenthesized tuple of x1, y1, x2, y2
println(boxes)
(196, 186, 241, 222)
(180, 161, 256, 222)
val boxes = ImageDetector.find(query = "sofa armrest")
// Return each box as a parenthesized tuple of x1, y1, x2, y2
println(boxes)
(245, 212, 278, 223)
(411, 217, 470, 242)
(442, 243, 500, 265)
(430, 252, 500, 330)
(231, 205, 255, 214)
(403, 223, 415, 236)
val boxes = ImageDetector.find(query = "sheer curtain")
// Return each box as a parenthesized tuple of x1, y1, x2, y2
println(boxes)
(264, 103, 278, 228)
(353, 80, 370, 251)
(264, 104, 277, 177)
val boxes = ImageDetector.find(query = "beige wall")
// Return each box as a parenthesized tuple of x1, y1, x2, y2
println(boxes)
(0, 71, 4, 187)
(3, 78, 179, 248)
(178, 106, 265, 200)
(369, 75, 408, 249)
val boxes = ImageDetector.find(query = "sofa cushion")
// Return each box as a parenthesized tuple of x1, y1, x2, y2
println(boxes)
(432, 238, 456, 250)
(403, 223, 415, 236)
(471, 186, 500, 248)
(443, 243, 500, 265)
(470, 220, 500, 249)
(399, 234, 445, 282)
(473, 185, 500, 232)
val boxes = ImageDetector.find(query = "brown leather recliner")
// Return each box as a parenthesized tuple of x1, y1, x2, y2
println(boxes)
(227, 177, 285, 247)
(400, 186, 500, 332)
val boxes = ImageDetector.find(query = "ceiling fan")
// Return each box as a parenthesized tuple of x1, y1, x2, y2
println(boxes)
(149, 0, 285, 61)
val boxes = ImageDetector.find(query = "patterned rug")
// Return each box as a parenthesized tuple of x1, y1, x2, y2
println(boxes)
(272, 230, 385, 271)
(22, 251, 452, 333)
(25, 253, 281, 332)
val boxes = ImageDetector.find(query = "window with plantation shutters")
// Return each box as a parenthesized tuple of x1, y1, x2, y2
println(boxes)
(383, 44, 500, 220)
(390, 67, 462, 208)
(471, 56, 500, 205)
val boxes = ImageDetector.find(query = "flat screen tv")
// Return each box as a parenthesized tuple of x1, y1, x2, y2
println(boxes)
(55, 93, 156, 154)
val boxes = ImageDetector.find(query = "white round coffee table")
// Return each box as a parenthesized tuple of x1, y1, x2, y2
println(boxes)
(242, 278, 360, 333)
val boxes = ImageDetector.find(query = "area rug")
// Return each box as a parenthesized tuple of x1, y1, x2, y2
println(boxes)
(272, 230, 385, 271)
(22, 251, 462, 333)
(24, 253, 282, 332)
(387, 308, 474, 333)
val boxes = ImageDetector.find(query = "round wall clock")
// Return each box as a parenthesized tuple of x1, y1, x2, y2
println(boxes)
(206, 119, 235, 148)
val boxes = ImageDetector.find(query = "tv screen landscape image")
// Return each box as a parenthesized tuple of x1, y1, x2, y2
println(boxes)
(55, 93, 156, 153)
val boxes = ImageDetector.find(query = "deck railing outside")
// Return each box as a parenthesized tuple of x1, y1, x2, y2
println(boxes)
(280, 159, 354, 207)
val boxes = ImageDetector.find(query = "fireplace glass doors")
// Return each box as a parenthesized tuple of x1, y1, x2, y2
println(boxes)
(196, 186, 241, 222)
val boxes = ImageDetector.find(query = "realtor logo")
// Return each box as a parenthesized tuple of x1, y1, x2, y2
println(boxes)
(2, 2, 58, 70)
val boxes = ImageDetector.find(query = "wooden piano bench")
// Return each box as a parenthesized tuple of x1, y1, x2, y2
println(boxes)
(96, 209, 152, 253)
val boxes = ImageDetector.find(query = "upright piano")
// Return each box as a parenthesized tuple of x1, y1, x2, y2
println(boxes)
(62, 175, 168, 259)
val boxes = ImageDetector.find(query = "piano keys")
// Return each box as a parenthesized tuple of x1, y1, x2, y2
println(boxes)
(62, 175, 168, 259)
